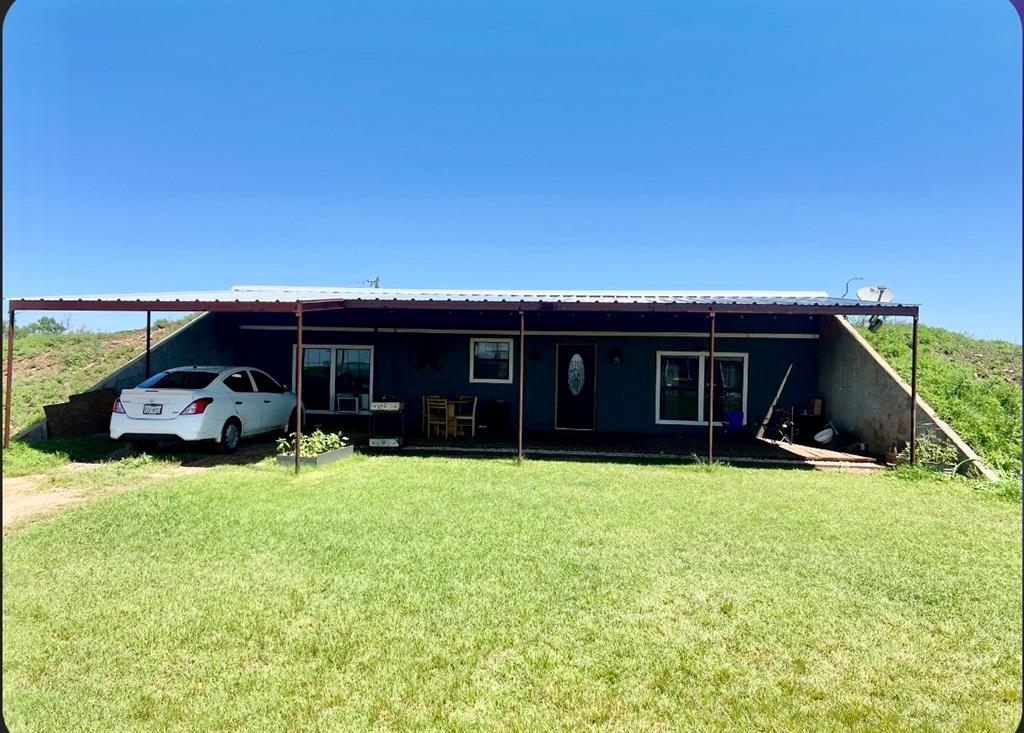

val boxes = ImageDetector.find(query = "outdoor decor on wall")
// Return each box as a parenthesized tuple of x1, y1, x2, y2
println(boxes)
(568, 353, 585, 396)
(409, 339, 445, 374)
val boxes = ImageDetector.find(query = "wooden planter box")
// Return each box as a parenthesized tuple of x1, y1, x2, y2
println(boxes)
(276, 445, 354, 467)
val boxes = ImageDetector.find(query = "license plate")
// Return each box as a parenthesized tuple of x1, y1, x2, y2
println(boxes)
(142, 404, 163, 415)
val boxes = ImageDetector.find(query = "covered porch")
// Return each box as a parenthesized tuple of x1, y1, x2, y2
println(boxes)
(391, 430, 883, 470)
(4, 285, 922, 473)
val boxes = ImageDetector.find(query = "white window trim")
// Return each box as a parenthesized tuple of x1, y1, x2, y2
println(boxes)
(655, 351, 705, 425)
(469, 337, 515, 384)
(291, 344, 375, 415)
(655, 351, 748, 426)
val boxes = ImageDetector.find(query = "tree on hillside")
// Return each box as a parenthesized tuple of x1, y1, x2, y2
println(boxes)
(18, 316, 70, 336)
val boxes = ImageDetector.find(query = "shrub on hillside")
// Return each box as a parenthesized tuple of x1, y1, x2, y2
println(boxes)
(861, 322, 1022, 476)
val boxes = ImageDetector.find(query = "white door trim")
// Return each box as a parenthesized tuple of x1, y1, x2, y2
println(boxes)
(291, 344, 375, 415)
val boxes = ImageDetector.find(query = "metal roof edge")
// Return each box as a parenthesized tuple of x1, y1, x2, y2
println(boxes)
(231, 284, 833, 298)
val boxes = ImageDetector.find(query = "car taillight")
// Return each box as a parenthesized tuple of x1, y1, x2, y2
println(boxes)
(180, 397, 213, 415)
(112, 398, 126, 414)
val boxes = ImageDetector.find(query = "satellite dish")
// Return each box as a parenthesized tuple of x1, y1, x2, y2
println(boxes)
(856, 285, 895, 303)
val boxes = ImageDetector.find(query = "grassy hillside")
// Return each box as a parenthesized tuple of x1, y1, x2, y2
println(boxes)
(860, 322, 1022, 476)
(1, 315, 199, 437)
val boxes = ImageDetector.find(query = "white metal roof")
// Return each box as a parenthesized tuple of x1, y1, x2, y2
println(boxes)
(8, 284, 917, 312)
(16, 284, 832, 304)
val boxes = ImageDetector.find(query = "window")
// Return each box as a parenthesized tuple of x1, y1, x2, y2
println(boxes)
(708, 356, 745, 421)
(470, 338, 514, 383)
(137, 370, 218, 390)
(656, 352, 747, 425)
(301, 348, 333, 411)
(252, 370, 286, 393)
(334, 348, 372, 412)
(657, 354, 702, 423)
(224, 370, 255, 393)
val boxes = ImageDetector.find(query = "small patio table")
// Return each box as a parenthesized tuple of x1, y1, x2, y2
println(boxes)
(446, 398, 475, 437)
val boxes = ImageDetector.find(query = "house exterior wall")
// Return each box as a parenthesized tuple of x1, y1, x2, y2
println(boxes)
(217, 309, 822, 436)
(47, 303, 994, 478)
(94, 313, 244, 392)
(817, 315, 996, 478)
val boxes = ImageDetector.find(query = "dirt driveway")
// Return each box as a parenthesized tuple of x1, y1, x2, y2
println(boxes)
(2, 463, 207, 531)
(3, 439, 276, 531)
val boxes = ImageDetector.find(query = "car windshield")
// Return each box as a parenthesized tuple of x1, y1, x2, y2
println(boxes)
(137, 371, 219, 390)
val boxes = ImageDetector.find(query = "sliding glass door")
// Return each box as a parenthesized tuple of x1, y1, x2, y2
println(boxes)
(335, 348, 372, 412)
(298, 345, 374, 413)
(657, 354, 702, 423)
(656, 351, 747, 425)
(301, 348, 332, 411)
(707, 356, 745, 422)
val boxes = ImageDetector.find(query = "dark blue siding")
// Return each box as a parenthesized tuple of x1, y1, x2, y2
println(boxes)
(167, 310, 821, 435)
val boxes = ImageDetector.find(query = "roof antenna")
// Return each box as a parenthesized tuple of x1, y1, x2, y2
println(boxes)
(365, 276, 381, 289)
(841, 277, 863, 299)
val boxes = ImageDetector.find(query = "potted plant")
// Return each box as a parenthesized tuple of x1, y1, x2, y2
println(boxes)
(276, 428, 353, 467)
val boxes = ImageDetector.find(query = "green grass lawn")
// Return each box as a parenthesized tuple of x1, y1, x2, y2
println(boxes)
(2, 436, 125, 478)
(3, 456, 1021, 731)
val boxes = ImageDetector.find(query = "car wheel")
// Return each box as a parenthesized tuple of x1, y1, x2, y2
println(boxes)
(127, 440, 150, 454)
(286, 408, 305, 434)
(220, 419, 241, 454)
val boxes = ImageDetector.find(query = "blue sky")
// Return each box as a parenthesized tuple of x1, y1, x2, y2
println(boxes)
(3, 0, 1021, 340)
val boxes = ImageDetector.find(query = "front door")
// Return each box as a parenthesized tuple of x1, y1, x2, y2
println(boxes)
(555, 344, 596, 430)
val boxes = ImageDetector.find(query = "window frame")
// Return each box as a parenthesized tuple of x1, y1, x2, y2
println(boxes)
(223, 369, 257, 394)
(655, 351, 705, 425)
(469, 337, 515, 384)
(655, 351, 748, 426)
(705, 353, 749, 427)
(334, 346, 374, 413)
(291, 344, 375, 415)
(251, 368, 287, 394)
(137, 370, 219, 390)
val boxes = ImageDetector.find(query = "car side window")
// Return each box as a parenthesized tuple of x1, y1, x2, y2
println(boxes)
(224, 371, 255, 393)
(252, 370, 285, 393)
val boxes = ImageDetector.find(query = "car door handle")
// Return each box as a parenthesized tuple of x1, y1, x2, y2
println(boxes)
(263, 399, 271, 404)
(235, 401, 243, 405)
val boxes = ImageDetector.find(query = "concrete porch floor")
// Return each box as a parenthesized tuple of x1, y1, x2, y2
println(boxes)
(384, 430, 884, 471)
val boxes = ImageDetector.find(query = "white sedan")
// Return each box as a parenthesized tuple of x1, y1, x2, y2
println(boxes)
(111, 366, 303, 452)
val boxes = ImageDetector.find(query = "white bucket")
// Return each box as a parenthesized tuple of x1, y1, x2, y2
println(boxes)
(813, 427, 836, 444)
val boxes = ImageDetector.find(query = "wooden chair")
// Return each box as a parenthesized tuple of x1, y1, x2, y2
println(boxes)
(425, 397, 448, 438)
(421, 394, 441, 434)
(453, 396, 478, 438)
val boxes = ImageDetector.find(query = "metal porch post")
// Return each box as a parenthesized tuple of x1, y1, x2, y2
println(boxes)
(707, 311, 715, 465)
(145, 311, 152, 379)
(518, 311, 525, 463)
(3, 309, 14, 449)
(910, 314, 919, 465)
(294, 305, 304, 474)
